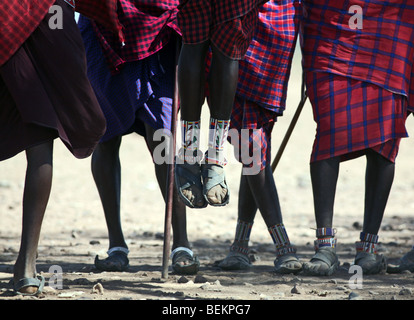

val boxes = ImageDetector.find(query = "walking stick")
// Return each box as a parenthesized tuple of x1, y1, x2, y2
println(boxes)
(162, 36, 181, 279)
(271, 72, 307, 172)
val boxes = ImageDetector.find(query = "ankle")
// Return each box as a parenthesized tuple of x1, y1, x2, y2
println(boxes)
(230, 243, 249, 255)
(356, 232, 379, 254)
(268, 223, 296, 257)
(314, 227, 337, 250)
(230, 220, 253, 255)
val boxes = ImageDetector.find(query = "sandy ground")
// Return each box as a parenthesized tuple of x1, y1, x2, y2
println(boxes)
(1, 48, 414, 303)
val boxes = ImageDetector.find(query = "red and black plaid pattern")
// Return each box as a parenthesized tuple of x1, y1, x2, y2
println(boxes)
(229, 96, 278, 171)
(0, 0, 55, 66)
(178, 0, 266, 59)
(83, 0, 179, 73)
(75, 0, 124, 42)
(307, 72, 408, 163)
(301, 0, 414, 102)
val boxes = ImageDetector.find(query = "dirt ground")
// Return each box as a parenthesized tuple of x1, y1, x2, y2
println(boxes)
(0, 50, 413, 303)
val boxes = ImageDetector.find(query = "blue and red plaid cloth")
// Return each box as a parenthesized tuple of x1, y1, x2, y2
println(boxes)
(85, 0, 180, 74)
(229, 0, 301, 170)
(301, 0, 414, 162)
(301, 0, 414, 108)
(307, 71, 408, 162)
(0, 0, 55, 66)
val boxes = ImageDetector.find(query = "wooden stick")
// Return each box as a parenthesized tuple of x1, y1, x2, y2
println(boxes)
(271, 73, 307, 172)
(161, 36, 180, 278)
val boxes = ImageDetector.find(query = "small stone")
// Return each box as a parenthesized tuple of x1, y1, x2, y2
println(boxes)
(194, 275, 208, 283)
(348, 292, 360, 300)
(177, 276, 189, 284)
(92, 283, 104, 295)
(291, 285, 301, 294)
(399, 288, 412, 296)
(336, 286, 347, 291)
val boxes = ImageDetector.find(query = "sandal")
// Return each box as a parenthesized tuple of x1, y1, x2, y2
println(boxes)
(201, 163, 229, 206)
(175, 161, 207, 209)
(95, 246, 129, 272)
(387, 248, 414, 273)
(354, 251, 387, 275)
(274, 253, 302, 274)
(217, 252, 251, 270)
(13, 274, 45, 296)
(303, 247, 339, 276)
(171, 247, 200, 275)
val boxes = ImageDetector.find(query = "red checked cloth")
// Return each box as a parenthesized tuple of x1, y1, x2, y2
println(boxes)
(301, 0, 414, 102)
(0, 0, 55, 66)
(82, 0, 180, 73)
(74, 0, 124, 44)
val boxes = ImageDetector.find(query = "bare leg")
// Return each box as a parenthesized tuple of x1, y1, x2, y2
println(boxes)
(363, 150, 394, 234)
(208, 44, 239, 120)
(245, 165, 282, 227)
(303, 157, 340, 276)
(145, 124, 198, 274)
(91, 136, 129, 271)
(220, 165, 301, 272)
(144, 125, 189, 250)
(91, 136, 128, 250)
(310, 157, 340, 229)
(13, 141, 53, 294)
(354, 150, 393, 274)
(178, 41, 210, 121)
(202, 44, 239, 205)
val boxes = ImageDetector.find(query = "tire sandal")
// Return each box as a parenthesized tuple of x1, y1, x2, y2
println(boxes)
(171, 247, 200, 275)
(217, 251, 251, 270)
(13, 274, 45, 296)
(387, 249, 414, 273)
(95, 246, 129, 272)
(303, 247, 339, 276)
(175, 161, 207, 209)
(274, 253, 302, 274)
(354, 251, 387, 275)
(201, 163, 229, 206)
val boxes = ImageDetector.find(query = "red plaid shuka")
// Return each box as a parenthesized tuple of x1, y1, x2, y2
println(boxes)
(75, 0, 124, 43)
(81, 0, 180, 73)
(237, 0, 301, 112)
(302, 0, 414, 104)
(229, 0, 301, 171)
(0, 0, 55, 66)
(301, 0, 414, 162)
(178, 0, 267, 59)
(307, 71, 408, 163)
